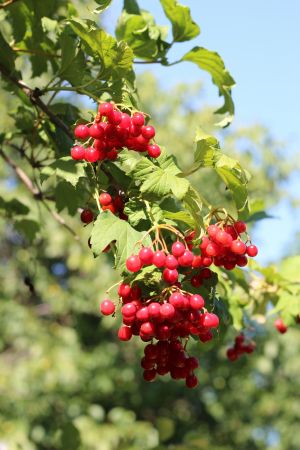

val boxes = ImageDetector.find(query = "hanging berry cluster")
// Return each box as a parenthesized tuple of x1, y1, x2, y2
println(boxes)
(226, 334, 256, 361)
(70, 102, 161, 163)
(100, 221, 258, 388)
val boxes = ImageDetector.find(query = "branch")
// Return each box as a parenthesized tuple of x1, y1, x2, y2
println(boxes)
(0, 148, 79, 239)
(0, 148, 41, 199)
(0, 62, 73, 139)
(0, 0, 19, 8)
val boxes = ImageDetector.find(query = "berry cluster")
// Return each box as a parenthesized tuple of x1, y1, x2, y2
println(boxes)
(99, 192, 127, 220)
(100, 279, 219, 388)
(80, 192, 127, 225)
(198, 221, 258, 271)
(226, 334, 256, 361)
(71, 102, 161, 163)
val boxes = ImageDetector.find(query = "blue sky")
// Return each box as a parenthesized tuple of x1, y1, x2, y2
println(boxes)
(103, 1, 300, 264)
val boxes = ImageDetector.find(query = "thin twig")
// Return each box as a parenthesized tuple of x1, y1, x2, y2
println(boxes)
(0, 0, 19, 9)
(0, 148, 79, 238)
(12, 47, 60, 58)
(0, 62, 72, 139)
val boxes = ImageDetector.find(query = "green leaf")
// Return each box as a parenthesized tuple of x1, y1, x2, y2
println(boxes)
(116, 10, 168, 59)
(0, 31, 15, 72)
(94, 0, 112, 13)
(186, 130, 250, 219)
(0, 197, 29, 216)
(181, 47, 235, 127)
(54, 181, 81, 215)
(182, 186, 203, 232)
(160, 0, 200, 42)
(246, 210, 274, 223)
(14, 219, 40, 241)
(90, 211, 150, 272)
(69, 18, 133, 75)
(124, 0, 140, 14)
(163, 210, 195, 228)
(40, 157, 86, 186)
(132, 153, 190, 200)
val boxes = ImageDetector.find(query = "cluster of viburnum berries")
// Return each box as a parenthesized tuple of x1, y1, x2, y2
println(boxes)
(80, 191, 128, 224)
(99, 221, 261, 387)
(70, 102, 161, 163)
(226, 333, 256, 361)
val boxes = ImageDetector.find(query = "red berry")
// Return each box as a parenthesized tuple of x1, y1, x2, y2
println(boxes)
(140, 321, 156, 337)
(141, 125, 155, 139)
(144, 344, 158, 359)
(120, 113, 131, 129)
(171, 241, 185, 258)
(111, 109, 122, 125)
(99, 102, 114, 118)
(85, 146, 100, 163)
(190, 294, 205, 310)
(192, 255, 202, 268)
(160, 303, 175, 320)
(80, 208, 94, 224)
(274, 318, 288, 334)
(169, 292, 184, 308)
(89, 123, 104, 139)
(99, 192, 112, 206)
(121, 303, 137, 317)
(200, 268, 212, 279)
(165, 254, 178, 270)
(147, 144, 161, 158)
(227, 348, 238, 361)
(246, 244, 258, 257)
(141, 357, 155, 370)
(235, 221, 247, 233)
(236, 255, 248, 267)
(118, 326, 132, 341)
(129, 124, 141, 137)
(186, 374, 198, 388)
(152, 251, 166, 268)
(186, 357, 199, 371)
(200, 312, 219, 328)
(132, 112, 145, 126)
(126, 255, 142, 272)
(136, 307, 150, 321)
(191, 275, 202, 287)
(138, 247, 154, 265)
(215, 230, 233, 247)
(118, 283, 131, 298)
(178, 250, 194, 267)
(102, 204, 117, 214)
(100, 299, 115, 316)
(231, 239, 247, 255)
(206, 242, 220, 257)
(143, 368, 156, 382)
(207, 224, 219, 239)
(199, 330, 213, 342)
(148, 302, 161, 319)
(163, 268, 179, 284)
(74, 124, 90, 140)
(71, 145, 85, 160)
